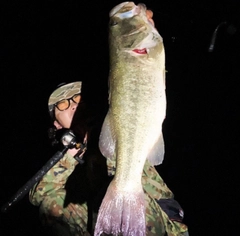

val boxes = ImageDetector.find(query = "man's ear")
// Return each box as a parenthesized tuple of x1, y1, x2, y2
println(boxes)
(54, 120, 62, 130)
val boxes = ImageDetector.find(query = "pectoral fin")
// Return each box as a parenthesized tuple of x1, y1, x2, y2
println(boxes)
(99, 113, 115, 160)
(147, 132, 165, 166)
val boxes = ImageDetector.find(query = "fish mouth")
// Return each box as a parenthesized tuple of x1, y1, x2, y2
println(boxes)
(109, 2, 130, 17)
(109, 2, 147, 19)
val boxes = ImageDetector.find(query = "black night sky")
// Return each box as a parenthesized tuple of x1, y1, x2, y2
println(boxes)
(1, 1, 239, 235)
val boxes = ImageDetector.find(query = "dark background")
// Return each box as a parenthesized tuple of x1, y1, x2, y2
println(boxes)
(1, 0, 239, 235)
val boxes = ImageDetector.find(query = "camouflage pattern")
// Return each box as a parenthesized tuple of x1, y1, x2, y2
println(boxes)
(107, 158, 189, 236)
(29, 152, 91, 236)
(29, 148, 188, 236)
(48, 81, 82, 115)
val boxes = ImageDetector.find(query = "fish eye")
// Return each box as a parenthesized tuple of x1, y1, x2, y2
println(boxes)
(110, 19, 118, 26)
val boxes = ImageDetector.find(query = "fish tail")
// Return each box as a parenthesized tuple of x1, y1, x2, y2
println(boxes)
(94, 181, 146, 236)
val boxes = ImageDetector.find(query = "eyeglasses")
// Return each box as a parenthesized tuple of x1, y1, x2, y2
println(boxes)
(55, 94, 81, 111)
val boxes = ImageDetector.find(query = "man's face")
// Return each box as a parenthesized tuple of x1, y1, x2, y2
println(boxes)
(54, 96, 81, 129)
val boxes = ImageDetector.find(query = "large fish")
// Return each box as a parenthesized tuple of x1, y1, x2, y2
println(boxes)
(94, 2, 166, 236)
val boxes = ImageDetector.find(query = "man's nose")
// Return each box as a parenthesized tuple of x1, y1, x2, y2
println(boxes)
(70, 101, 78, 110)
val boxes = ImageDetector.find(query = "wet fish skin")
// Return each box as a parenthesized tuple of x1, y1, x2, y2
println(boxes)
(94, 2, 166, 236)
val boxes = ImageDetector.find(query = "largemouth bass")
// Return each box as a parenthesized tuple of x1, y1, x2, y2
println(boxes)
(94, 2, 166, 235)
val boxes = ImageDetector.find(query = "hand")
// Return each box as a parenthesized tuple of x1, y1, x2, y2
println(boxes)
(67, 148, 80, 157)
(146, 9, 155, 26)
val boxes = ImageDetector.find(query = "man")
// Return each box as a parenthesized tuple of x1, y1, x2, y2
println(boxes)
(29, 81, 99, 236)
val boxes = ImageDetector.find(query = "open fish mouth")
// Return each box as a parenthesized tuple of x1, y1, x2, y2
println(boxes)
(109, 2, 130, 17)
(110, 2, 147, 20)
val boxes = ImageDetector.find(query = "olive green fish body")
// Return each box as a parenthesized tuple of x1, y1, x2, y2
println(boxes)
(95, 2, 166, 236)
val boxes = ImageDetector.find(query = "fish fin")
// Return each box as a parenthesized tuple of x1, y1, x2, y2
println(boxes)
(99, 113, 115, 160)
(147, 132, 165, 166)
(94, 181, 146, 236)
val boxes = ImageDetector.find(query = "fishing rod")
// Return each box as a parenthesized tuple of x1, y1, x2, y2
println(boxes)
(1, 129, 85, 213)
(208, 21, 227, 52)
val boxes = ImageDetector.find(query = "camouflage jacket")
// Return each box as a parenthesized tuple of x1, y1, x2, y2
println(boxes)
(29, 152, 78, 206)
(29, 153, 188, 235)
